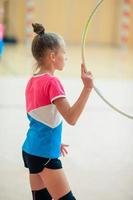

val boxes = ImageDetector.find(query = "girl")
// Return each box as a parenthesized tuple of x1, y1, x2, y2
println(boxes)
(22, 23, 93, 200)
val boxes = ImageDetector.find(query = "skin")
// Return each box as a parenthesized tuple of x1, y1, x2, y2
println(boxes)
(30, 41, 93, 199)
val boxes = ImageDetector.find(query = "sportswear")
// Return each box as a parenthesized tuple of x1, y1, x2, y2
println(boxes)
(22, 73, 66, 158)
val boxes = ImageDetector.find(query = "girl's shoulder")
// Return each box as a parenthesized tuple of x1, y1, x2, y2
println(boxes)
(31, 73, 59, 81)
(26, 73, 62, 88)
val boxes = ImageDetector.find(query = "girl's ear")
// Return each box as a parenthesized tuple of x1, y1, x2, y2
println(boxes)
(50, 52, 56, 62)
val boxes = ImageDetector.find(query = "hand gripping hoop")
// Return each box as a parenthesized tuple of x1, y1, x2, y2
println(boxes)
(81, 0, 133, 120)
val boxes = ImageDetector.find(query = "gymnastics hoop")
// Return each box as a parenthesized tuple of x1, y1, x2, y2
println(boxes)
(81, 0, 133, 120)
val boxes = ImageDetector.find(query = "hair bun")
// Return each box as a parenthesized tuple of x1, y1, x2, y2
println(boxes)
(32, 23, 45, 36)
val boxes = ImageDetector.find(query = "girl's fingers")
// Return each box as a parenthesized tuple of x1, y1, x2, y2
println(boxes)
(81, 64, 93, 77)
(61, 146, 69, 157)
(63, 148, 68, 154)
(83, 64, 87, 73)
(81, 64, 85, 75)
(62, 144, 69, 147)
(81, 63, 87, 74)
(61, 150, 66, 157)
(61, 143, 69, 147)
(87, 71, 91, 75)
(87, 74, 93, 79)
(61, 146, 68, 153)
(86, 71, 94, 80)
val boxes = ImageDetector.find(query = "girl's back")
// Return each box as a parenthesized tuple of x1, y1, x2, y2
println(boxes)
(23, 73, 66, 158)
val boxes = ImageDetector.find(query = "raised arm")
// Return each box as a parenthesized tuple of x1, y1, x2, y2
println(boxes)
(53, 64, 93, 125)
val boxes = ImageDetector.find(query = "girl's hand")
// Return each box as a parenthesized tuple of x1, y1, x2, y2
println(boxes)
(81, 63, 93, 91)
(60, 143, 69, 157)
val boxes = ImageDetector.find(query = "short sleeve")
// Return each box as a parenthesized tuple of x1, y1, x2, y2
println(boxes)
(49, 77, 66, 103)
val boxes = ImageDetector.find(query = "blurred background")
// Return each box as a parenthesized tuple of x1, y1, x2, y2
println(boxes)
(0, 0, 133, 200)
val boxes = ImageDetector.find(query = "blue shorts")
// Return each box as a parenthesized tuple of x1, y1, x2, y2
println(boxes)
(22, 151, 63, 174)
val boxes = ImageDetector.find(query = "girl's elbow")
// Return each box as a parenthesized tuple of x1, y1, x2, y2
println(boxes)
(64, 112, 77, 126)
(69, 121, 76, 126)
(67, 119, 76, 126)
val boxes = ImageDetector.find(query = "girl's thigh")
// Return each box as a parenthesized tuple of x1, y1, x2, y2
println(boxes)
(29, 173, 46, 191)
(38, 168, 71, 199)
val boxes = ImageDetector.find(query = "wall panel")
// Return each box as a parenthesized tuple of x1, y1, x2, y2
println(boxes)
(2, 0, 133, 47)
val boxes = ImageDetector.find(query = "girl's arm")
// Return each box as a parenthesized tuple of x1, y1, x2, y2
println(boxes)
(53, 64, 93, 125)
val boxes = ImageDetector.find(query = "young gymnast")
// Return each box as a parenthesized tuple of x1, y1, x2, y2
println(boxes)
(22, 23, 93, 200)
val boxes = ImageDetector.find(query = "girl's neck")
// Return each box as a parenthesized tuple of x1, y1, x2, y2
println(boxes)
(36, 65, 55, 75)
(37, 70, 54, 75)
